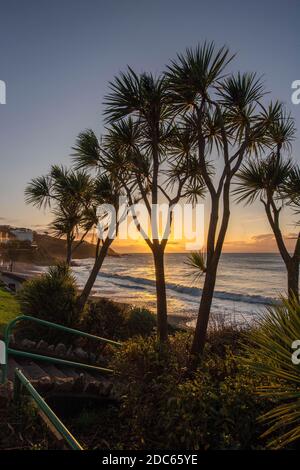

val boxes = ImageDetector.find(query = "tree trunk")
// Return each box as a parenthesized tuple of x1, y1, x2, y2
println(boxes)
(66, 238, 72, 266)
(153, 246, 168, 342)
(191, 263, 217, 357)
(76, 240, 111, 313)
(287, 258, 299, 302)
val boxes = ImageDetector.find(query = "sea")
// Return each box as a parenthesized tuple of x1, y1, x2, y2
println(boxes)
(68, 253, 288, 328)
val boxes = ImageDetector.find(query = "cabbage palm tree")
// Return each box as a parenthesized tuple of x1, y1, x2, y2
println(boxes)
(235, 153, 299, 300)
(72, 130, 126, 313)
(102, 71, 205, 342)
(165, 42, 280, 358)
(25, 165, 93, 264)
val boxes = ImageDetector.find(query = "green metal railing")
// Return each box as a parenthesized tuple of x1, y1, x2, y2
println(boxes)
(14, 368, 83, 450)
(1, 315, 121, 384)
(1, 315, 122, 449)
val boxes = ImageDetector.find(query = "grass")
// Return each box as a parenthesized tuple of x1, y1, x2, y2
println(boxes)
(0, 286, 21, 335)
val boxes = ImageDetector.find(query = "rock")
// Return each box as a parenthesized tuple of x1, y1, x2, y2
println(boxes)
(88, 352, 97, 363)
(73, 347, 88, 361)
(53, 377, 74, 393)
(21, 339, 36, 349)
(55, 343, 67, 357)
(36, 339, 48, 350)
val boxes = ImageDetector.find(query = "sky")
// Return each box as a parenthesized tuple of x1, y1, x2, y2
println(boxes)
(0, 0, 299, 253)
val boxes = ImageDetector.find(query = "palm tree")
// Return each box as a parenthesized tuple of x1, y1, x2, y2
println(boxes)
(102, 70, 205, 342)
(235, 154, 300, 300)
(72, 130, 126, 313)
(165, 42, 284, 359)
(25, 165, 93, 265)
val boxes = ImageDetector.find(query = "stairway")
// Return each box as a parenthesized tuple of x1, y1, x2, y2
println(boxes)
(7, 357, 114, 398)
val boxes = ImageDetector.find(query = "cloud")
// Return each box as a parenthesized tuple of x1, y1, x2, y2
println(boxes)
(224, 231, 298, 253)
(251, 233, 275, 242)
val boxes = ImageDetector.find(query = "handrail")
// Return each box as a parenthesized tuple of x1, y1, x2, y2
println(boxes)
(14, 368, 83, 450)
(1, 315, 122, 383)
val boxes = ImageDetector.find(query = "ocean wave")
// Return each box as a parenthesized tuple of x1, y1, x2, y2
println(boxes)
(99, 272, 276, 306)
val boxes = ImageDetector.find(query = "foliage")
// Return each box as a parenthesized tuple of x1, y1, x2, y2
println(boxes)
(17, 264, 79, 340)
(124, 307, 156, 338)
(185, 251, 207, 282)
(242, 298, 300, 448)
(82, 299, 156, 341)
(109, 332, 275, 450)
(234, 155, 295, 205)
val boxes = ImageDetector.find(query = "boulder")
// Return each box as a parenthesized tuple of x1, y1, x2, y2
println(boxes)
(55, 343, 67, 357)
(73, 347, 88, 361)
(21, 339, 36, 350)
(36, 339, 48, 350)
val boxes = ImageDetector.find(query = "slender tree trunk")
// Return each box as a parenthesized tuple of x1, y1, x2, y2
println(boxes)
(264, 199, 299, 302)
(287, 258, 299, 302)
(66, 236, 72, 266)
(76, 239, 111, 313)
(153, 245, 168, 342)
(191, 262, 218, 356)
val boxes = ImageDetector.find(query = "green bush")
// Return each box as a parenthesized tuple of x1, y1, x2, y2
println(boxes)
(82, 298, 127, 341)
(17, 264, 79, 341)
(109, 333, 275, 450)
(82, 299, 156, 341)
(124, 307, 156, 338)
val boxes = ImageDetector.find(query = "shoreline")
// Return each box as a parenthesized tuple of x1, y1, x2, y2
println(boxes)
(1, 262, 194, 330)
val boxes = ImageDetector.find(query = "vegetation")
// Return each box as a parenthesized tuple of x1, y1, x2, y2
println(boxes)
(0, 400, 56, 450)
(17, 264, 79, 341)
(72, 135, 125, 313)
(235, 154, 300, 300)
(12, 41, 299, 450)
(81, 299, 156, 341)
(25, 165, 94, 265)
(0, 286, 20, 335)
(102, 331, 273, 450)
(165, 46, 295, 358)
(242, 298, 300, 448)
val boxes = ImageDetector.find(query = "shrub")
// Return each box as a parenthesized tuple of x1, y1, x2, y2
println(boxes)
(81, 298, 127, 341)
(17, 264, 79, 341)
(109, 333, 274, 450)
(82, 299, 156, 341)
(123, 307, 156, 338)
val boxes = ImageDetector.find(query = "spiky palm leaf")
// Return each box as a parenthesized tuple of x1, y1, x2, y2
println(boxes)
(242, 298, 300, 448)
(165, 42, 233, 113)
(72, 129, 101, 170)
(185, 250, 207, 282)
(104, 68, 171, 125)
(25, 175, 53, 209)
(234, 156, 294, 205)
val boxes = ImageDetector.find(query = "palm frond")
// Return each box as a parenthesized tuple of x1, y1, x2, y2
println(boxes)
(166, 42, 233, 112)
(185, 250, 207, 282)
(242, 297, 300, 448)
(25, 175, 53, 209)
(72, 129, 101, 170)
